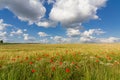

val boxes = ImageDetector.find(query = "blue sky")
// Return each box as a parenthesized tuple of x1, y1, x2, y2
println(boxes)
(0, 0, 120, 43)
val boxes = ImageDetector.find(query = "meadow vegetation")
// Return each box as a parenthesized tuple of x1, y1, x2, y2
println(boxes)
(0, 44, 120, 80)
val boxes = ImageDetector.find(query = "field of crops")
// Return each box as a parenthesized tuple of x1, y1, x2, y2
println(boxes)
(0, 43, 120, 80)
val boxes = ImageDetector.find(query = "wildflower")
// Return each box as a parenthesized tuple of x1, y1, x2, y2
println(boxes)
(50, 59, 53, 63)
(29, 62, 33, 65)
(108, 57, 112, 60)
(66, 68, 70, 73)
(52, 66, 56, 71)
(96, 60, 99, 63)
(44, 54, 49, 57)
(106, 55, 112, 60)
(114, 61, 119, 65)
(72, 62, 75, 65)
(59, 61, 63, 65)
(31, 69, 35, 73)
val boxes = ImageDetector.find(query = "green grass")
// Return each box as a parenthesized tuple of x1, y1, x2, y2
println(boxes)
(0, 44, 120, 80)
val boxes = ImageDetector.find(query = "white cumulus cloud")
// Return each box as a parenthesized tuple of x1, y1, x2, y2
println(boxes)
(47, 0, 55, 4)
(0, 19, 11, 30)
(51, 36, 71, 43)
(0, 19, 11, 41)
(98, 37, 120, 43)
(82, 29, 105, 37)
(79, 29, 120, 43)
(0, 31, 7, 37)
(49, 0, 107, 28)
(66, 28, 81, 37)
(23, 34, 35, 41)
(10, 29, 23, 36)
(36, 20, 57, 28)
(38, 32, 49, 37)
(80, 29, 105, 43)
(0, 0, 107, 28)
(0, 0, 46, 24)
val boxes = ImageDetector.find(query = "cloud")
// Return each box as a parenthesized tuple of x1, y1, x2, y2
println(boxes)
(79, 29, 120, 43)
(38, 32, 49, 37)
(82, 29, 105, 37)
(98, 37, 120, 43)
(0, 18, 35, 42)
(0, 19, 11, 30)
(39, 0, 55, 4)
(0, 31, 7, 37)
(23, 34, 35, 41)
(0, 0, 107, 29)
(80, 36, 96, 43)
(66, 28, 80, 37)
(0, 0, 46, 24)
(10, 29, 23, 36)
(80, 29, 105, 43)
(49, 0, 107, 28)
(51, 36, 71, 43)
(0, 19, 11, 41)
(36, 20, 57, 28)
(0, 31, 8, 41)
(39, 38, 49, 43)
(9, 28, 37, 42)
(47, 0, 55, 4)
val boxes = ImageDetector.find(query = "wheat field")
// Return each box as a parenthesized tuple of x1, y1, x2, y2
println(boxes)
(0, 44, 120, 80)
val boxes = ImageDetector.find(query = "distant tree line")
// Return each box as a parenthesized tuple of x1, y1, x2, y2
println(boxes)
(0, 40, 3, 44)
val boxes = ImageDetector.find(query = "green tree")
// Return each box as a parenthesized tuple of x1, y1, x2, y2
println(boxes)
(0, 40, 3, 44)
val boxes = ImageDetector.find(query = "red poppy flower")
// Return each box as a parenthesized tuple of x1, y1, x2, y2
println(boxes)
(59, 62, 63, 65)
(96, 60, 99, 62)
(50, 59, 53, 63)
(31, 69, 35, 73)
(29, 62, 33, 65)
(66, 68, 70, 73)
